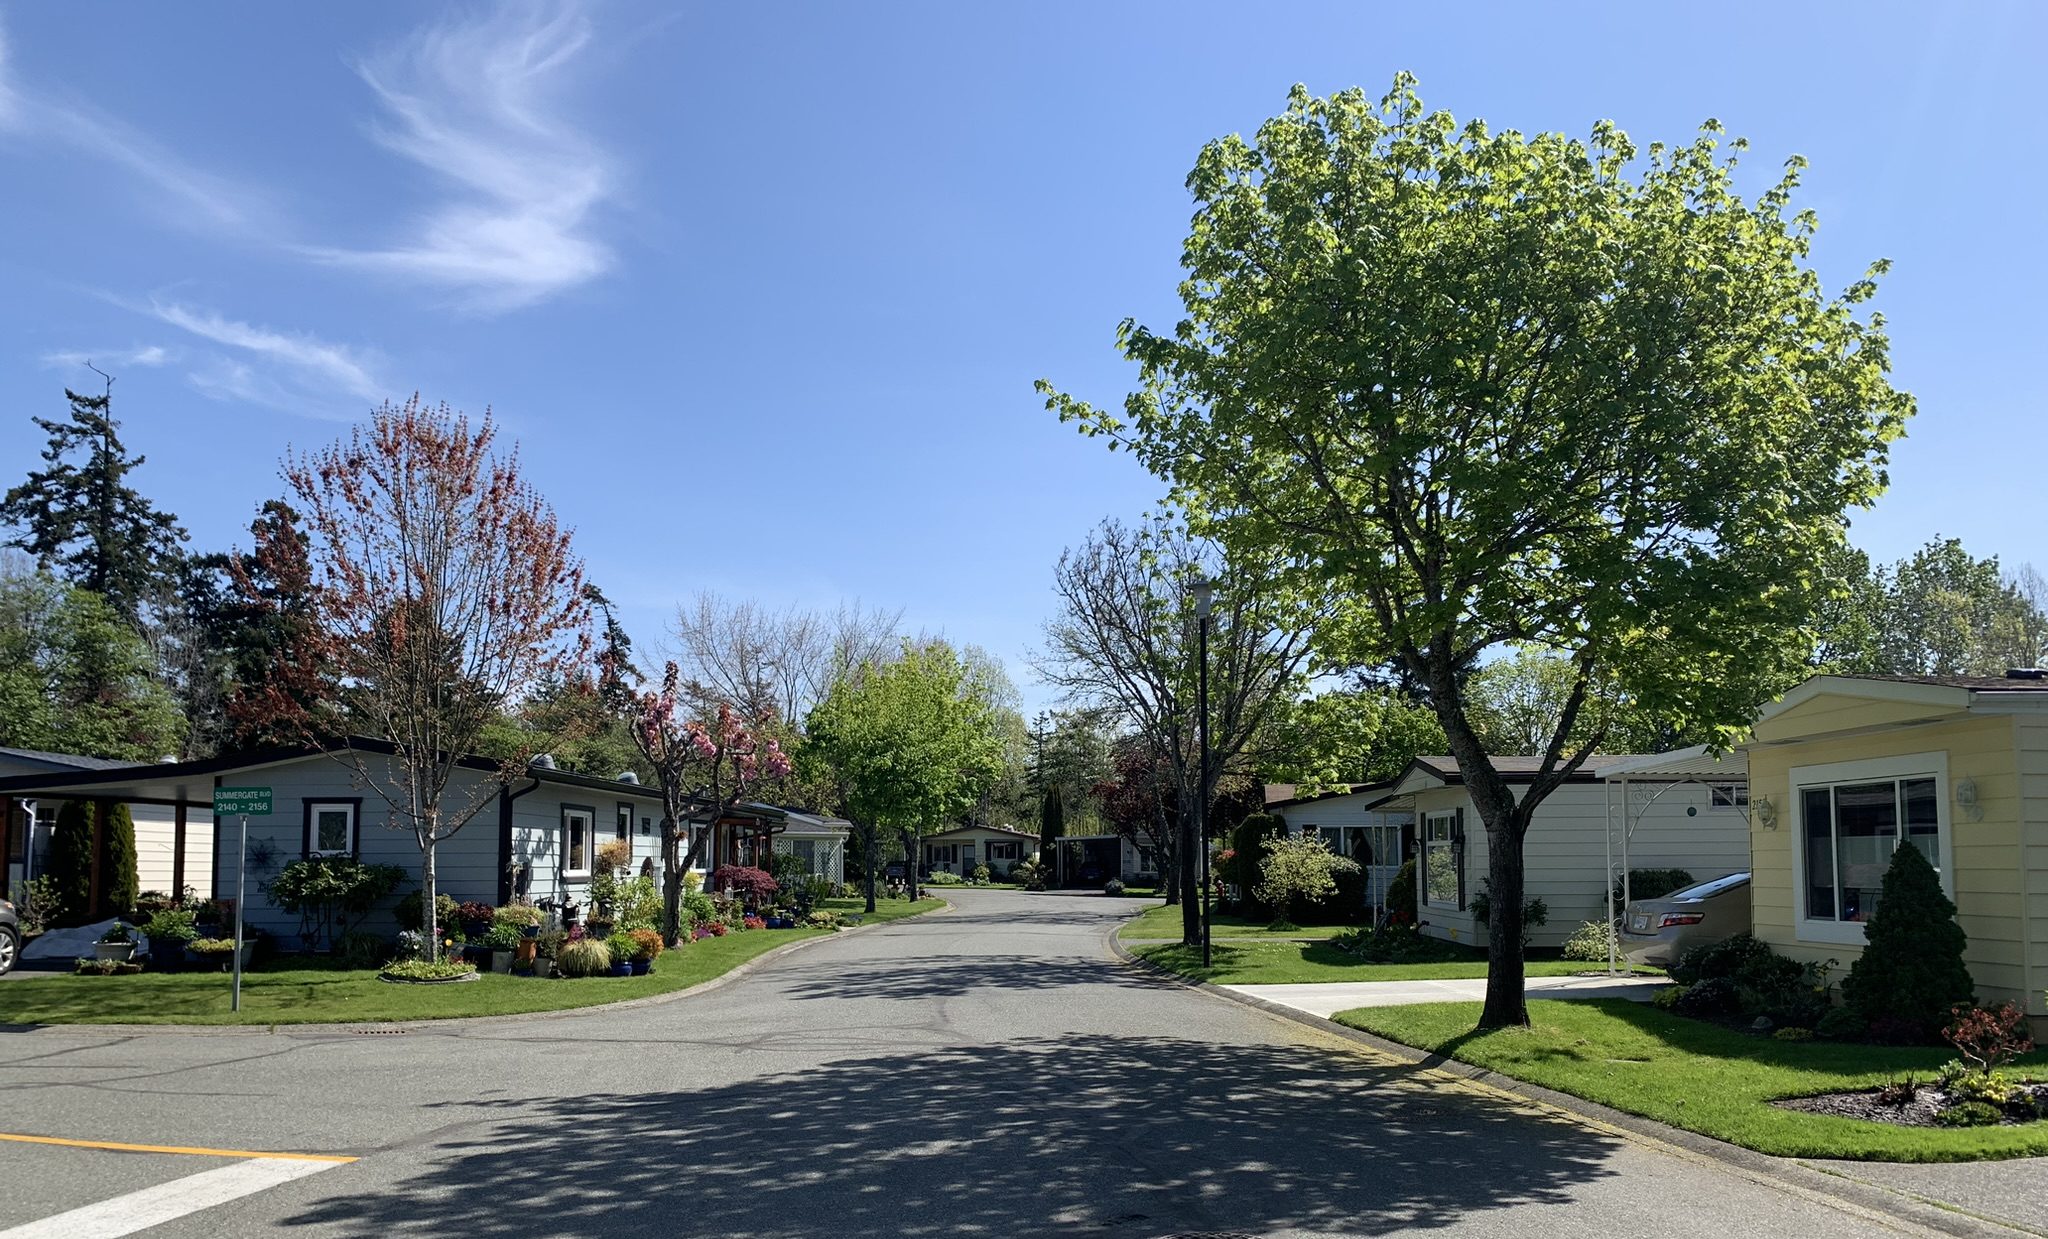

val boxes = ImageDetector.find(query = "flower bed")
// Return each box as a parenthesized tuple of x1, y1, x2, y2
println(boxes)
(378, 959, 480, 984)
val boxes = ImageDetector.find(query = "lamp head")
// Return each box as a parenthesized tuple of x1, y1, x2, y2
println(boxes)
(1193, 578, 1216, 619)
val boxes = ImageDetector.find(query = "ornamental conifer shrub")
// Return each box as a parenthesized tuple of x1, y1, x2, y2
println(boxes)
(46, 800, 94, 926)
(1842, 843, 1973, 1042)
(98, 802, 139, 920)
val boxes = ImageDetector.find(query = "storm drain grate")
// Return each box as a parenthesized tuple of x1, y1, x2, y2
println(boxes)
(349, 1027, 413, 1035)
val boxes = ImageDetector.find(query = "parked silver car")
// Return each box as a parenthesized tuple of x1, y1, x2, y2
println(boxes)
(1618, 872, 1750, 968)
(0, 897, 17, 976)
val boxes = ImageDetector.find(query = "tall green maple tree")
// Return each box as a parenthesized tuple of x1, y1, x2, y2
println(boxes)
(1041, 78, 1912, 1027)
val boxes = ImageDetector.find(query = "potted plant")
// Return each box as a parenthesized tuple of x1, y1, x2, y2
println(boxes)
(482, 923, 521, 974)
(188, 938, 243, 971)
(554, 937, 610, 978)
(534, 927, 567, 978)
(626, 929, 663, 975)
(95, 924, 137, 963)
(457, 900, 496, 940)
(495, 900, 544, 939)
(604, 932, 637, 977)
(142, 909, 198, 971)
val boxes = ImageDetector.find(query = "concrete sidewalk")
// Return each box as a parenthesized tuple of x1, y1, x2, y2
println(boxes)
(1221, 972, 1665, 1018)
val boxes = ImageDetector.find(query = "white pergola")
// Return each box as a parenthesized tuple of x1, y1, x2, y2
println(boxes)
(1598, 745, 1749, 973)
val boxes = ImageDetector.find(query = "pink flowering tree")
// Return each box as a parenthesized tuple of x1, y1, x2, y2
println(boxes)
(595, 595, 790, 941)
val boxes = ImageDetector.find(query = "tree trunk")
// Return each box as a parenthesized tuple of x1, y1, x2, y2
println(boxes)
(899, 826, 920, 900)
(421, 839, 439, 964)
(860, 822, 878, 913)
(660, 817, 683, 945)
(1478, 808, 1530, 1029)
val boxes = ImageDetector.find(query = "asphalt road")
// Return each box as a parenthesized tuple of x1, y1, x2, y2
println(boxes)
(0, 890, 1959, 1237)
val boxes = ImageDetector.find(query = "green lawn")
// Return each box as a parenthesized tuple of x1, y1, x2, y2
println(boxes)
(1135, 938, 1649, 985)
(1118, 903, 1352, 941)
(1341, 999, 2048, 1162)
(0, 897, 941, 1026)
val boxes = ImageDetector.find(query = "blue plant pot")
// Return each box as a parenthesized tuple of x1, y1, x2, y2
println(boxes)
(630, 958, 651, 976)
(608, 962, 633, 977)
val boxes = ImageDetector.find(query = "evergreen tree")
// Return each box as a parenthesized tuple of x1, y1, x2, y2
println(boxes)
(1037, 782, 1064, 878)
(98, 802, 139, 918)
(47, 799, 93, 926)
(0, 380, 188, 625)
(1842, 843, 1974, 1039)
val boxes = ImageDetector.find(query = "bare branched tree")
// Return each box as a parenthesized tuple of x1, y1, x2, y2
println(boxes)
(1036, 518, 1319, 944)
(670, 592, 902, 723)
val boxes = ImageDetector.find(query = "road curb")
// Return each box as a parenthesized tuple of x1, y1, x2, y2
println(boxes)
(0, 899, 953, 1039)
(1108, 930, 2034, 1238)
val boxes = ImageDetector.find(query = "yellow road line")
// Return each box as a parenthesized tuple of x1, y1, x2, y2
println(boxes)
(0, 1132, 356, 1163)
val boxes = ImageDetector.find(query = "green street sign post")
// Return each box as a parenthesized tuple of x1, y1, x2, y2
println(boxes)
(213, 787, 272, 1011)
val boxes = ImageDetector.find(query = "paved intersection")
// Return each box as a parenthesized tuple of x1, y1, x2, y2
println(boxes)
(0, 890, 2002, 1236)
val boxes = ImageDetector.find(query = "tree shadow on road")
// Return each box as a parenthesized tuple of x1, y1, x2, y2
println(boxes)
(282, 1034, 1621, 1237)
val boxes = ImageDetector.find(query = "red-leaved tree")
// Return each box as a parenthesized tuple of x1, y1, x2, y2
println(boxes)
(283, 397, 590, 960)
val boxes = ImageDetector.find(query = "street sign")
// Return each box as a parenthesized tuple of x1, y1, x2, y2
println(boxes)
(214, 787, 273, 817)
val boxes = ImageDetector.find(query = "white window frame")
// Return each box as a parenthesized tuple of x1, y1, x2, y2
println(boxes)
(1422, 810, 1461, 910)
(562, 806, 595, 879)
(1711, 782, 1749, 810)
(1790, 751, 1951, 947)
(307, 801, 357, 858)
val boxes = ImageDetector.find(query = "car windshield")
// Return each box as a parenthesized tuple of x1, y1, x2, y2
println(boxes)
(1663, 872, 1750, 902)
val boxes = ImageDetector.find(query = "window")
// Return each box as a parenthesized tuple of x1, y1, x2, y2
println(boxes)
(1711, 783, 1749, 809)
(927, 843, 959, 867)
(562, 806, 594, 877)
(988, 841, 1022, 863)
(616, 803, 633, 842)
(640, 816, 653, 837)
(305, 800, 358, 858)
(1792, 754, 1946, 944)
(1422, 810, 1463, 909)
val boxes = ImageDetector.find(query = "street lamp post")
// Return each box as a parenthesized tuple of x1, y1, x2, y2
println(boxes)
(1193, 578, 1216, 969)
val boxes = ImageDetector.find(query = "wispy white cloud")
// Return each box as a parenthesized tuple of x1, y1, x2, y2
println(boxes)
(305, 5, 615, 311)
(40, 344, 175, 370)
(0, 19, 265, 231)
(144, 299, 387, 418)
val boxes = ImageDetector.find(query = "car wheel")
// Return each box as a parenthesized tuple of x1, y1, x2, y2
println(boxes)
(0, 926, 16, 976)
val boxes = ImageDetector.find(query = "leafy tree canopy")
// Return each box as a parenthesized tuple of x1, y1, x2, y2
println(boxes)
(0, 562, 184, 760)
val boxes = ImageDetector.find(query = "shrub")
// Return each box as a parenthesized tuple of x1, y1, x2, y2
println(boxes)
(1672, 976, 1740, 1016)
(142, 908, 198, 944)
(1468, 882, 1547, 947)
(926, 870, 964, 886)
(1944, 1002, 2034, 1075)
(804, 910, 841, 930)
(1226, 814, 1287, 912)
(604, 931, 638, 964)
(394, 929, 426, 961)
(45, 800, 93, 925)
(971, 864, 992, 884)
(380, 959, 477, 982)
(595, 838, 633, 876)
(712, 866, 778, 904)
(493, 901, 543, 930)
(395, 891, 462, 941)
(535, 927, 567, 959)
(456, 901, 496, 933)
(1385, 857, 1418, 927)
(1333, 926, 1465, 964)
(1013, 860, 1047, 892)
(1842, 844, 1974, 1042)
(335, 929, 387, 969)
(98, 803, 139, 922)
(1652, 984, 1687, 1010)
(555, 938, 611, 977)
(1940, 1062, 2021, 1106)
(1773, 1027, 1815, 1042)
(1613, 868, 1694, 910)
(98, 923, 133, 944)
(9, 875, 59, 938)
(481, 923, 522, 952)
(1104, 878, 1126, 897)
(1561, 920, 1616, 962)
(611, 875, 663, 932)
(1307, 862, 1371, 925)
(1734, 953, 1832, 1029)
(683, 892, 718, 931)
(1670, 933, 1775, 987)
(1935, 1100, 2004, 1128)
(1816, 1006, 1870, 1041)
(267, 857, 407, 953)
(742, 915, 767, 930)
(627, 928, 663, 961)
(1256, 834, 1360, 923)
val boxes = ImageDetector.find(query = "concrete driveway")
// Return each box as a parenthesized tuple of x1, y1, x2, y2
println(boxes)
(1224, 973, 1666, 1018)
(0, 889, 2024, 1237)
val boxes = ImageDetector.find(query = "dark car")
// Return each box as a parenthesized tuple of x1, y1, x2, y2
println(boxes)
(1618, 872, 1750, 968)
(0, 897, 18, 976)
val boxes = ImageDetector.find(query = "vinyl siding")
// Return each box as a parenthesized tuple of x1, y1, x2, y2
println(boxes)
(2012, 715, 2048, 1014)
(132, 805, 214, 899)
(1410, 780, 1748, 950)
(1746, 712, 2029, 1011)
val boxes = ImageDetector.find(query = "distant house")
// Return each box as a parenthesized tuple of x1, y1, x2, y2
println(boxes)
(1044, 833, 1158, 887)
(1282, 752, 1749, 949)
(921, 824, 1038, 878)
(0, 739, 784, 946)
(761, 807, 852, 886)
(1741, 672, 2048, 1017)
(1266, 788, 1412, 909)
(0, 747, 215, 903)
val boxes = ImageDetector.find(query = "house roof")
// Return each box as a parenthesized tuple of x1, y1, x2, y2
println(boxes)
(1830, 673, 2048, 692)
(923, 823, 1038, 841)
(1750, 672, 2048, 746)
(0, 736, 693, 809)
(0, 747, 141, 772)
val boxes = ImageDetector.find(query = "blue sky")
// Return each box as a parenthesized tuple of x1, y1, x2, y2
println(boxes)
(2, 3, 2041, 714)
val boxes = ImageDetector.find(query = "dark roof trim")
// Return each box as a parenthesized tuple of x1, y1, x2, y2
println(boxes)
(0, 747, 140, 772)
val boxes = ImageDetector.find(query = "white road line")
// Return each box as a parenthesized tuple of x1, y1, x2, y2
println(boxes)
(0, 1156, 343, 1239)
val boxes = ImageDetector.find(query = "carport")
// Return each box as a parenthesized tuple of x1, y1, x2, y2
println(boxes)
(0, 760, 234, 909)
(1599, 745, 1749, 973)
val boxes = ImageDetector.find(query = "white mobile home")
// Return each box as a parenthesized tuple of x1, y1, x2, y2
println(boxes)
(1331, 754, 1750, 950)
(1267, 791, 1413, 909)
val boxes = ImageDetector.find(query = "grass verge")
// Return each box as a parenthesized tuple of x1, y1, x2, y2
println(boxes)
(1118, 903, 1352, 940)
(0, 897, 941, 1026)
(1340, 999, 2048, 1161)
(1135, 939, 1648, 984)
